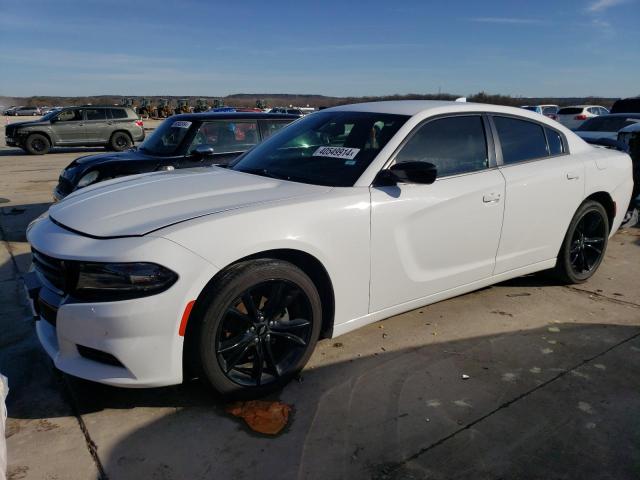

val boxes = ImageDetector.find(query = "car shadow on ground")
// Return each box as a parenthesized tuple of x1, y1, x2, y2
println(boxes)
(36, 323, 640, 480)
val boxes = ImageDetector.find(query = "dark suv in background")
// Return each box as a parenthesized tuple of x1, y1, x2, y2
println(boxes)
(4, 106, 144, 155)
(54, 112, 298, 200)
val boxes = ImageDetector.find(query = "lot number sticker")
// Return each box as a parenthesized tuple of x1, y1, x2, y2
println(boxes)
(172, 121, 192, 128)
(313, 146, 360, 160)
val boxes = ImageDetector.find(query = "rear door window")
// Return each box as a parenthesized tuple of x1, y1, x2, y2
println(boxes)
(395, 115, 489, 177)
(493, 116, 549, 164)
(85, 109, 106, 121)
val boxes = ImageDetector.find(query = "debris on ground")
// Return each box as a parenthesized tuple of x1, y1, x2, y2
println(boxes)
(226, 400, 293, 435)
(332, 342, 344, 348)
(506, 292, 531, 297)
(382, 333, 388, 339)
(461, 374, 470, 380)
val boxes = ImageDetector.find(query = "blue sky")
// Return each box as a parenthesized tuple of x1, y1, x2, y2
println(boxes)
(0, 0, 638, 97)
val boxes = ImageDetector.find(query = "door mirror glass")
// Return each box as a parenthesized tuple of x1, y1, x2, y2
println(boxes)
(375, 161, 438, 185)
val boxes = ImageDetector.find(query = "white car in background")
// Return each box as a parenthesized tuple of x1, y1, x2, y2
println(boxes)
(557, 105, 609, 130)
(26, 101, 633, 397)
(521, 104, 559, 120)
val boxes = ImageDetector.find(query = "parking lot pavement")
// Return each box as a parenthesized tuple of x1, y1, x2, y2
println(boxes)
(1, 146, 639, 480)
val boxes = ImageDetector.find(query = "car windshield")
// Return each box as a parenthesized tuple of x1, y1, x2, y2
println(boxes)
(138, 118, 195, 155)
(577, 116, 640, 132)
(231, 111, 409, 187)
(41, 110, 59, 121)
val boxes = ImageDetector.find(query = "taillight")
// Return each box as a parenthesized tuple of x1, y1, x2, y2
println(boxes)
(574, 114, 588, 120)
(135, 120, 144, 127)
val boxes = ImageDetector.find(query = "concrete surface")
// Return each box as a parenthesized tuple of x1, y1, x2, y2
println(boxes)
(1, 139, 639, 480)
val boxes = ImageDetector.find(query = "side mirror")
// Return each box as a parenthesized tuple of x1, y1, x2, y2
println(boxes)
(374, 161, 437, 186)
(193, 145, 215, 157)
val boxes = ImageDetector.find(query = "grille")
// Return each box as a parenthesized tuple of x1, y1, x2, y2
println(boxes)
(32, 248, 67, 291)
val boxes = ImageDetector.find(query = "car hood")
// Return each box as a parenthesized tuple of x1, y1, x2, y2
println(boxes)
(6, 120, 49, 129)
(49, 167, 330, 237)
(72, 149, 163, 166)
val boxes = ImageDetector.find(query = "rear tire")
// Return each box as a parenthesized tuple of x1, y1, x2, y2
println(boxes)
(554, 200, 609, 284)
(192, 259, 322, 398)
(109, 132, 132, 152)
(24, 134, 50, 155)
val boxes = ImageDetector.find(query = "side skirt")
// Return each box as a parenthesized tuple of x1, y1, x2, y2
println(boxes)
(331, 258, 557, 338)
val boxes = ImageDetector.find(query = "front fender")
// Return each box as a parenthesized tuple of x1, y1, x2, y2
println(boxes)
(155, 188, 372, 328)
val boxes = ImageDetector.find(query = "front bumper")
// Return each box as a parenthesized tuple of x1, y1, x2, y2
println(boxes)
(26, 216, 219, 387)
(5, 136, 18, 147)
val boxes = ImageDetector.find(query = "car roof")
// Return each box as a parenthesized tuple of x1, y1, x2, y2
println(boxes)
(170, 112, 301, 121)
(585, 113, 640, 118)
(326, 100, 462, 116)
(323, 100, 570, 121)
(559, 105, 603, 109)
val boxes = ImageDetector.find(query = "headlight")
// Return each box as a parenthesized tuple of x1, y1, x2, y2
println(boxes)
(77, 170, 99, 188)
(74, 262, 178, 301)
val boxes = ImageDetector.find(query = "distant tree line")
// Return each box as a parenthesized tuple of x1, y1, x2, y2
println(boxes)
(2, 91, 632, 110)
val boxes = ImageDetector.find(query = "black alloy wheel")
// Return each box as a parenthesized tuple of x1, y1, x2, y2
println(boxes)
(216, 280, 313, 387)
(193, 259, 322, 397)
(555, 200, 609, 283)
(25, 133, 50, 155)
(110, 132, 132, 151)
(569, 210, 607, 276)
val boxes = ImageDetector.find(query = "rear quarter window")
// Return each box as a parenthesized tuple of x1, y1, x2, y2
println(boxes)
(109, 108, 129, 119)
(545, 128, 565, 155)
(493, 116, 549, 164)
(558, 107, 583, 115)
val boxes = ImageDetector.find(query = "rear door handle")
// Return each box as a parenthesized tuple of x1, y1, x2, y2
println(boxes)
(566, 172, 580, 180)
(483, 192, 501, 203)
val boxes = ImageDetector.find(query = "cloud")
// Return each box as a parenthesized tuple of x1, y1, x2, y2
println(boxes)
(469, 17, 547, 25)
(587, 0, 629, 12)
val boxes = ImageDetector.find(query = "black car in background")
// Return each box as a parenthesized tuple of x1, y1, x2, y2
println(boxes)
(54, 112, 298, 200)
(610, 97, 640, 114)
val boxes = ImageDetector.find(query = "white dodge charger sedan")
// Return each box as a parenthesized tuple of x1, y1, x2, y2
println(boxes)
(26, 101, 633, 396)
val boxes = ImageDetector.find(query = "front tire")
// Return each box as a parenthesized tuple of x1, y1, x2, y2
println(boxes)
(555, 200, 609, 284)
(109, 132, 133, 151)
(24, 134, 50, 155)
(194, 259, 322, 398)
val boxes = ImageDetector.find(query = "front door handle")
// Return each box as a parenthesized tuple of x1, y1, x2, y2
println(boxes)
(566, 172, 580, 180)
(483, 192, 501, 203)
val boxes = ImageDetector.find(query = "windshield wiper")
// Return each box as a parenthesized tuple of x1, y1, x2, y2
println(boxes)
(238, 167, 288, 181)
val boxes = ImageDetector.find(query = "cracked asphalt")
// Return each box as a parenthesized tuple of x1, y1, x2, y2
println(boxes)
(1, 121, 639, 479)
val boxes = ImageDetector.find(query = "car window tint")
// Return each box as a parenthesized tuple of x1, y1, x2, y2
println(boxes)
(85, 109, 106, 121)
(558, 107, 582, 115)
(494, 116, 549, 164)
(188, 120, 259, 154)
(395, 116, 488, 177)
(261, 120, 291, 139)
(578, 116, 639, 132)
(109, 108, 128, 119)
(56, 109, 83, 122)
(545, 128, 564, 155)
